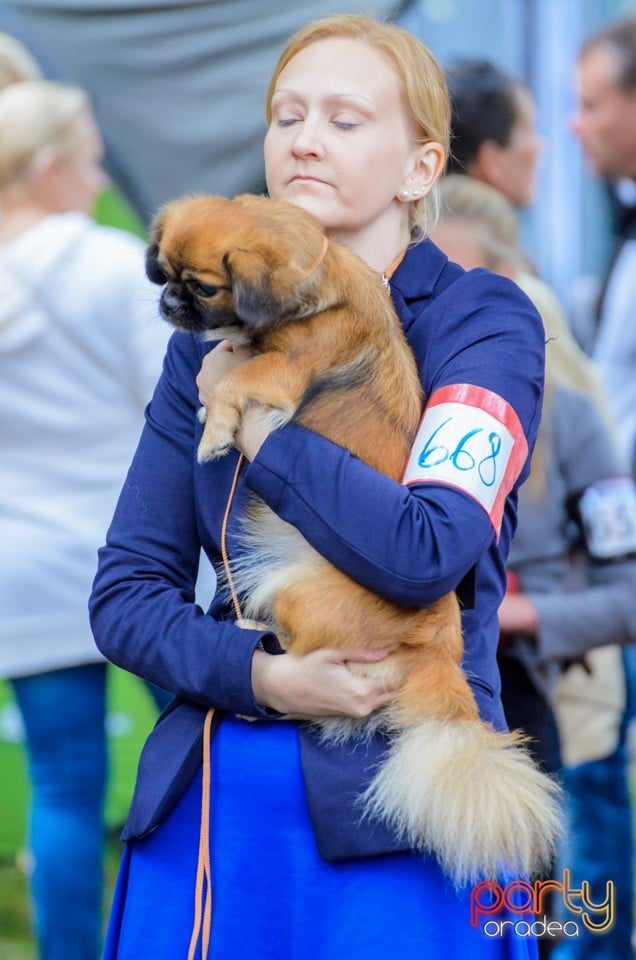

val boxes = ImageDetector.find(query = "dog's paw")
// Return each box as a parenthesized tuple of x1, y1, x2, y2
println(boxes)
(197, 435, 234, 463)
(197, 406, 240, 463)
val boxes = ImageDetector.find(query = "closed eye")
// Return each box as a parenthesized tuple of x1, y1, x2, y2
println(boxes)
(189, 279, 220, 297)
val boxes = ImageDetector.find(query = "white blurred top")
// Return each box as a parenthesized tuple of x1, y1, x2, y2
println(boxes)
(0, 212, 169, 676)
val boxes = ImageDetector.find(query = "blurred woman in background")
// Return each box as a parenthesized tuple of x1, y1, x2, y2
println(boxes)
(0, 80, 169, 960)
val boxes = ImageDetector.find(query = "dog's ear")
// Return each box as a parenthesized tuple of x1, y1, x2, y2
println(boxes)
(145, 208, 169, 285)
(145, 242, 168, 285)
(224, 248, 289, 328)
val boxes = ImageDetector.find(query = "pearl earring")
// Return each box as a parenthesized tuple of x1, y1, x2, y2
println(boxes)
(399, 185, 423, 202)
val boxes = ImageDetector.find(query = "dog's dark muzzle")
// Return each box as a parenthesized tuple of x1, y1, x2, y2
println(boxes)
(160, 283, 186, 315)
(159, 285, 203, 331)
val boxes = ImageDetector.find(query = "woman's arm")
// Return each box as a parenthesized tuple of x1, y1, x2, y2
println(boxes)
(514, 389, 636, 662)
(90, 331, 400, 717)
(241, 271, 544, 607)
(530, 559, 636, 663)
(89, 331, 278, 714)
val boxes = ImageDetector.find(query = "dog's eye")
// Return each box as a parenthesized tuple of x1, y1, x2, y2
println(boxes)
(189, 279, 219, 298)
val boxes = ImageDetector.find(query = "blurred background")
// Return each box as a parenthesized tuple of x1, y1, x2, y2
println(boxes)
(0, 0, 635, 956)
(1, 0, 633, 302)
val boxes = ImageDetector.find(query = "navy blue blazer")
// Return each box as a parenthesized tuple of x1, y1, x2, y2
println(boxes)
(89, 239, 544, 859)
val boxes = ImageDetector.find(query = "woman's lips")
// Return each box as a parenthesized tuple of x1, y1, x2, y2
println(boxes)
(290, 175, 329, 185)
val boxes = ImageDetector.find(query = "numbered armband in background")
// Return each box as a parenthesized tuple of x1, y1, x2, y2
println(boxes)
(576, 477, 636, 562)
(402, 385, 529, 537)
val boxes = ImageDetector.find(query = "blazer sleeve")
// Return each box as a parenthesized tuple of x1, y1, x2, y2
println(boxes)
(244, 271, 544, 607)
(89, 330, 281, 714)
(529, 391, 636, 662)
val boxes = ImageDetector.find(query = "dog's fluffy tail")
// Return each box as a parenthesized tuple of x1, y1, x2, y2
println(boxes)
(361, 718, 562, 887)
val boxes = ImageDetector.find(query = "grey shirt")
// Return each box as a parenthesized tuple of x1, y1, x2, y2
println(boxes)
(508, 384, 636, 664)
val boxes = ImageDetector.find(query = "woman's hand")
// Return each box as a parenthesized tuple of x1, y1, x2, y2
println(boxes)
(251, 647, 399, 719)
(234, 405, 276, 461)
(497, 592, 539, 636)
(196, 340, 252, 408)
(196, 342, 273, 460)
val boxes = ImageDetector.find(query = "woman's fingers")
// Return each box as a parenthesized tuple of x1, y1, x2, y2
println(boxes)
(251, 646, 400, 719)
(196, 340, 252, 407)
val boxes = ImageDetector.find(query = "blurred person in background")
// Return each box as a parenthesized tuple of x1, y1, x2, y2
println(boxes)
(431, 174, 636, 960)
(446, 58, 636, 958)
(0, 80, 170, 960)
(571, 15, 636, 480)
(445, 58, 543, 211)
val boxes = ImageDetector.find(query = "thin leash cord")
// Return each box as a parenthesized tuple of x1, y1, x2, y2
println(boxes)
(188, 453, 244, 960)
(221, 453, 245, 621)
(188, 236, 327, 956)
(298, 234, 328, 283)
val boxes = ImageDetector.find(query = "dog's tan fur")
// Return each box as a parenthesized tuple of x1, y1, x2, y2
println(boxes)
(148, 193, 561, 885)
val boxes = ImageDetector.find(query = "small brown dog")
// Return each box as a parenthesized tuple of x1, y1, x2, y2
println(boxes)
(146, 193, 560, 885)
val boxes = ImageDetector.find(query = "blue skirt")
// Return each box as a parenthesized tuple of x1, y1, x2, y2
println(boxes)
(105, 716, 538, 959)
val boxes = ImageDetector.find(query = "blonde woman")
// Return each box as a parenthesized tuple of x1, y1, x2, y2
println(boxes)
(91, 17, 545, 959)
(0, 81, 169, 960)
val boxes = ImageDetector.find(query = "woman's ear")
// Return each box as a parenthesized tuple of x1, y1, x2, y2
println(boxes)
(398, 142, 446, 202)
(26, 148, 61, 192)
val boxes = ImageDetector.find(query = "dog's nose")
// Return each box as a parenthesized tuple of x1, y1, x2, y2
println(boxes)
(161, 283, 183, 312)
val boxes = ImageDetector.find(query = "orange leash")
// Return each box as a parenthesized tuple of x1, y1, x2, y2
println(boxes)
(188, 235, 327, 954)
(188, 453, 244, 959)
(298, 234, 328, 283)
(221, 454, 245, 622)
(187, 707, 214, 960)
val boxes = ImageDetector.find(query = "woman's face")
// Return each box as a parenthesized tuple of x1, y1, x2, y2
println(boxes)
(491, 86, 542, 208)
(264, 37, 428, 249)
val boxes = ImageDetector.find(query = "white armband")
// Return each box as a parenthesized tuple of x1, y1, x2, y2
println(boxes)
(578, 477, 636, 560)
(402, 384, 528, 535)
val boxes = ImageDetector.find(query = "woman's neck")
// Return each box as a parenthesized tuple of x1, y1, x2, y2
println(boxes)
(329, 208, 412, 276)
(0, 196, 57, 245)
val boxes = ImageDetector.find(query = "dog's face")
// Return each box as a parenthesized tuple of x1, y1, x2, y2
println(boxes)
(146, 194, 332, 339)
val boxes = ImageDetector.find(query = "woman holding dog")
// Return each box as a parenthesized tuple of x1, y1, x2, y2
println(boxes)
(91, 15, 545, 959)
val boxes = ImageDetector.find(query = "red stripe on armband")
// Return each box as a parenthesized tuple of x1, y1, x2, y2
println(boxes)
(402, 384, 529, 536)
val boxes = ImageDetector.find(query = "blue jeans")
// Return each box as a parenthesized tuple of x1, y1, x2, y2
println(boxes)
(10, 664, 171, 960)
(10, 664, 108, 960)
(552, 646, 636, 960)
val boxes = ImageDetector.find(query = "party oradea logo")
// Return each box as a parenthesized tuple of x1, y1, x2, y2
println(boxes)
(470, 869, 614, 939)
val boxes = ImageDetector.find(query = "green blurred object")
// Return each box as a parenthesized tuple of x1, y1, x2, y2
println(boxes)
(0, 681, 28, 860)
(93, 185, 147, 239)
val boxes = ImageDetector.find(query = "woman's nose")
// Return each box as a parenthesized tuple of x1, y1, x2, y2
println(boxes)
(290, 122, 326, 159)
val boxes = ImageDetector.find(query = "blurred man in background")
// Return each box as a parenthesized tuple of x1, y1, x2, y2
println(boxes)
(571, 16, 636, 479)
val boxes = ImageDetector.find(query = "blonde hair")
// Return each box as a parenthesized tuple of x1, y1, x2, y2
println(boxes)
(0, 80, 89, 188)
(439, 175, 607, 399)
(0, 33, 41, 90)
(266, 14, 450, 234)
(439, 174, 522, 270)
